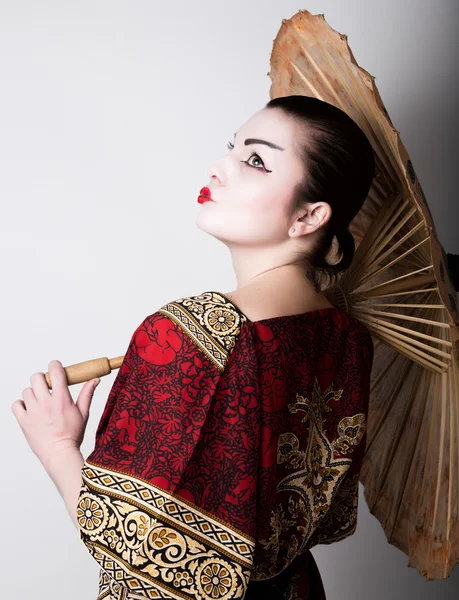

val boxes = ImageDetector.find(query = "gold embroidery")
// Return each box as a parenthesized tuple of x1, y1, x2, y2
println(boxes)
(284, 572, 302, 600)
(157, 292, 247, 371)
(253, 377, 366, 579)
(77, 460, 254, 600)
(308, 472, 360, 547)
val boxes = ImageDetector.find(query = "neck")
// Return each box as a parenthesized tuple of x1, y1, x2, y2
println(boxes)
(228, 246, 318, 298)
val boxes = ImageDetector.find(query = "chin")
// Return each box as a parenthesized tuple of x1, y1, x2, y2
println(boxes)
(194, 216, 228, 243)
(195, 213, 217, 235)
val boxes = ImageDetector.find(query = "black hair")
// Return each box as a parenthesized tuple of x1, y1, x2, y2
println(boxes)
(265, 95, 375, 292)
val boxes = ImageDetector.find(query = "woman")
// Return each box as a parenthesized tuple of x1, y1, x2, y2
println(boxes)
(14, 95, 375, 599)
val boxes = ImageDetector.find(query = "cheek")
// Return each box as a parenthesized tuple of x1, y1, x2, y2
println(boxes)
(195, 179, 290, 241)
(236, 187, 289, 238)
(247, 184, 289, 221)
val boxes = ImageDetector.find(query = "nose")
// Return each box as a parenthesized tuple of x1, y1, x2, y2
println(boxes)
(207, 155, 226, 186)
(207, 165, 221, 186)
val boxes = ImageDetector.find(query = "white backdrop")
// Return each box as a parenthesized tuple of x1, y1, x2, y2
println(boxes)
(1, 1, 458, 598)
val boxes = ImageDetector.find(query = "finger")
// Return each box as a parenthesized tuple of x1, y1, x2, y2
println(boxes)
(76, 378, 100, 418)
(30, 371, 52, 402)
(47, 360, 70, 395)
(22, 387, 37, 408)
(11, 399, 27, 420)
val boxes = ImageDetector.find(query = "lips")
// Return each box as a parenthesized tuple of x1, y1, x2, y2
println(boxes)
(199, 187, 212, 199)
(198, 186, 214, 204)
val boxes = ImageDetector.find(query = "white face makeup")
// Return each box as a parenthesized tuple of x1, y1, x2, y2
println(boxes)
(195, 107, 307, 248)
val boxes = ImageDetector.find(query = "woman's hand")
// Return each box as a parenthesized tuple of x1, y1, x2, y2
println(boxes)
(11, 359, 100, 471)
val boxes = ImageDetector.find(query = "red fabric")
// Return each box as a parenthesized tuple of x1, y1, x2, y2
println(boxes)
(77, 290, 373, 600)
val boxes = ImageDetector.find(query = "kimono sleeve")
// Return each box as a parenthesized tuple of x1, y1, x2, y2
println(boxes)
(76, 292, 258, 600)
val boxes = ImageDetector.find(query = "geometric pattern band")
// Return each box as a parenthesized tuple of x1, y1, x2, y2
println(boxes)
(157, 291, 248, 371)
(77, 460, 254, 600)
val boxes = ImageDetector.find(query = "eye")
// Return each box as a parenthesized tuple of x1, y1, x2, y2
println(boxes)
(245, 151, 268, 171)
(226, 141, 272, 173)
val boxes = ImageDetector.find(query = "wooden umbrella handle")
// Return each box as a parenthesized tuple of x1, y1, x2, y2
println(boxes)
(44, 355, 125, 389)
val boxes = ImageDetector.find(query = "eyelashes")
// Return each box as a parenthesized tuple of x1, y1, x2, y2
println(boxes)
(226, 141, 272, 173)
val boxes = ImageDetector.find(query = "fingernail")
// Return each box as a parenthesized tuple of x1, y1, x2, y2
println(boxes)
(93, 378, 101, 387)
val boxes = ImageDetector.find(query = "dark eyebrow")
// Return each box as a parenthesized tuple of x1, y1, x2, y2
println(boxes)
(234, 132, 284, 151)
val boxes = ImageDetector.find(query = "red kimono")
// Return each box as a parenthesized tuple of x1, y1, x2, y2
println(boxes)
(77, 290, 374, 599)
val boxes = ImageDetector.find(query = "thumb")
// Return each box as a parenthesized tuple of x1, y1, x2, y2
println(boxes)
(76, 378, 101, 418)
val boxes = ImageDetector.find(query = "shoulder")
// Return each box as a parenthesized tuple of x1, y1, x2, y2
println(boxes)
(157, 290, 250, 328)
(141, 290, 249, 370)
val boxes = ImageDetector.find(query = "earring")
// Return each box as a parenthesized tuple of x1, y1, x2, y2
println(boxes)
(290, 227, 296, 233)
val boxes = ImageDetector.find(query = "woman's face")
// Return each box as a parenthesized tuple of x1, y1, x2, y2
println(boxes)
(195, 107, 306, 248)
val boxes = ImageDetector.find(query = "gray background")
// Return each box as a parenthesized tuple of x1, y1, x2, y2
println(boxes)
(1, 1, 458, 597)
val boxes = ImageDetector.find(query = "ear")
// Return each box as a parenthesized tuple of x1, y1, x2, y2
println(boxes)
(294, 202, 332, 235)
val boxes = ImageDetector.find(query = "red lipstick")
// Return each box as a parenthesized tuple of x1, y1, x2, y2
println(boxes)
(198, 186, 214, 204)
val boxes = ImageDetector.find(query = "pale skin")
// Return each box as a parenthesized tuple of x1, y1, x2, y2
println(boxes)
(195, 106, 335, 319)
(11, 360, 100, 529)
(11, 106, 335, 533)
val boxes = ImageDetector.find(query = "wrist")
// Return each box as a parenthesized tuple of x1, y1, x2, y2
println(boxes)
(43, 442, 82, 477)
(41, 443, 85, 530)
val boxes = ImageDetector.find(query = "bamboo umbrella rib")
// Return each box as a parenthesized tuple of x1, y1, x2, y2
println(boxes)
(365, 188, 382, 211)
(362, 322, 450, 368)
(358, 314, 452, 366)
(290, 61, 324, 100)
(388, 369, 432, 540)
(418, 372, 442, 571)
(359, 192, 403, 245)
(362, 205, 410, 267)
(369, 350, 399, 395)
(371, 176, 391, 201)
(361, 196, 380, 223)
(364, 239, 430, 286)
(356, 308, 450, 329)
(454, 369, 459, 572)
(357, 274, 437, 298)
(373, 336, 445, 373)
(351, 195, 399, 267)
(358, 266, 435, 296)
(371, 222, 426, 269)
(399, 245, 430, 273)
(365, 304, 446, 309)
(299, 28, 402, 185)
(368, 293, 448, 316)
(441, 315, 457, 556)
(359, 323, 448, 372)
(294, 44, 399, 188)
(449, 342, 459, 551)
(433, 370, 447, 550)
(366, 205, 419, 267)
(337, 55, 402, 178)
(350, 194, 406, 276)
(383, 366, 426, 536)
(361, 287, 439, 299)
(350, 309, 452, 354)
(335, 41, 406, 177)
(366, 355, 417, 456)
(360, 232, 429, 286)
(371, 175, 386, 195)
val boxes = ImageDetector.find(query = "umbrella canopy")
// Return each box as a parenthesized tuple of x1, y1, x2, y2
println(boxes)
(268, 8, 458, 581)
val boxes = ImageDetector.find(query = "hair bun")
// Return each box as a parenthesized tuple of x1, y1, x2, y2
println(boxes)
(335, 223, 351, 236)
